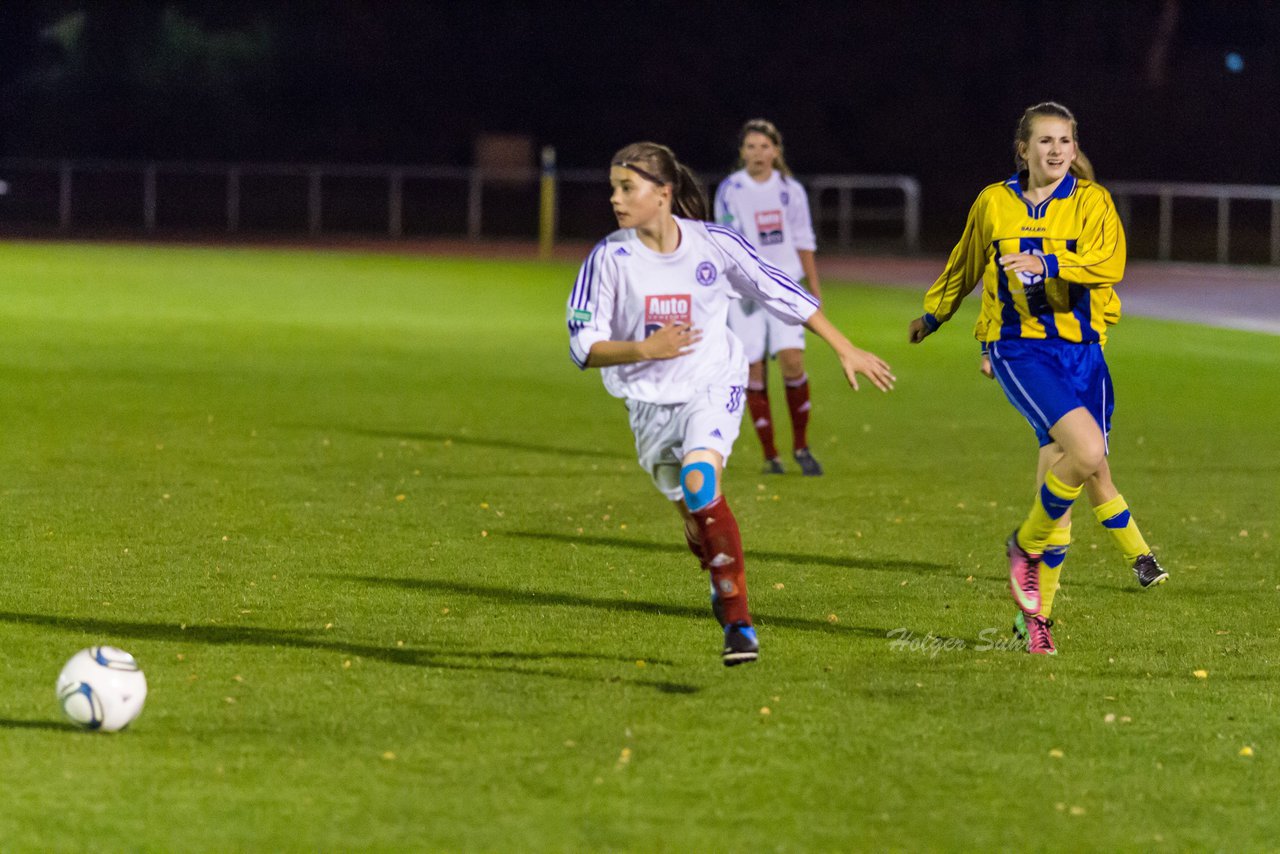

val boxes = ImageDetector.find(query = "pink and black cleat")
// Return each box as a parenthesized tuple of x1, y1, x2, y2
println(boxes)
(1007, 530, 1043, 615)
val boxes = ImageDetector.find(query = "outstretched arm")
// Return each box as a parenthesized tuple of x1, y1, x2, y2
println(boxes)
(805, 310, 895, 392)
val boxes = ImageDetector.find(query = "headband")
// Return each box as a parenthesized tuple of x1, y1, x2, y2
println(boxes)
(612, 160, 666, 186)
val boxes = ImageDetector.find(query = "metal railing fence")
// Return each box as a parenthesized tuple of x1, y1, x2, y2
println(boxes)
(1109, 180, 1280, 265)
(0, 157, 921, 252)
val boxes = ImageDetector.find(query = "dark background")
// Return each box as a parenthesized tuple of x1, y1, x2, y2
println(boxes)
(1, 0, 1276, 243)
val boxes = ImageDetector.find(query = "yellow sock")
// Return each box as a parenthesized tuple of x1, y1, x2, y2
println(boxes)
(1017, 470, 1083, 554)
(1039, 525, 1071, 618)
(1093, 495, 1150, 563)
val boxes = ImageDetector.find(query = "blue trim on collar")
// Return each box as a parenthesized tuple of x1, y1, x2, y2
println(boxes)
(1007, 172, 1077, 220)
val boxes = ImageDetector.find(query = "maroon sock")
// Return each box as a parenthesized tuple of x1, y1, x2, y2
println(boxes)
(746, 388, 778, 460)
(784, 373, 812, 451)
(684, 526, 708, 569)
(692, 496, 751, 625)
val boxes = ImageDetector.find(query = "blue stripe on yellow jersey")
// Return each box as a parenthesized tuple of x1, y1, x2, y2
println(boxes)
(922, 172, 1126, 346)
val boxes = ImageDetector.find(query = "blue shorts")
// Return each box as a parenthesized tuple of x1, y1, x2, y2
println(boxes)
(988, 338, 1113, 448)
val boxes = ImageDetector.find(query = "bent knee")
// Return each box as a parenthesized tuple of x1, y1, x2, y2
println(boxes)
(1069, 440, 1107, 478)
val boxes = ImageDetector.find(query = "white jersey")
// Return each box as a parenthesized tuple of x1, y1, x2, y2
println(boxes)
(567, 217, 819, 404)
(714, 169, 816, 283)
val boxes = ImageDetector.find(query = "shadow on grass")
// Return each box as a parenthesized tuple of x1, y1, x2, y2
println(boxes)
(0, 611, 699, 696)
(503, 529, 948, 576)
(0, 718, 80, 732)
(338, 574, 891, 641)
(306, 425, 629, 461)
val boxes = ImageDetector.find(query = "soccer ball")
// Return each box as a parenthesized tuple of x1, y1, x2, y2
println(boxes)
(55, 646, 148, 732)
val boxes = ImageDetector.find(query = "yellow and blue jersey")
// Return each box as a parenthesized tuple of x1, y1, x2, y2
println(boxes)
(921, 173, 1126, 347)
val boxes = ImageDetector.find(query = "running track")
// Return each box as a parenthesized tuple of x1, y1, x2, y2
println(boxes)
(821, 255, 1280, 336)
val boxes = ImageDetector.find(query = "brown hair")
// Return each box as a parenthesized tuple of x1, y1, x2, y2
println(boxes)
(1013, 101, 1095, 181)
(611, 142, 709, 221)
(735, 118, 793, 177)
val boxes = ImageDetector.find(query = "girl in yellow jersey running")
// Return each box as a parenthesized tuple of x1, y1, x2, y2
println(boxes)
(908, 102, 1167, 655)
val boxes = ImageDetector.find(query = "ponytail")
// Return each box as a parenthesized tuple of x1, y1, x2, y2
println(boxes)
(1070, 149, 1095, 181)
(671, 162, 709, 220)
(611, 141, 709, 221)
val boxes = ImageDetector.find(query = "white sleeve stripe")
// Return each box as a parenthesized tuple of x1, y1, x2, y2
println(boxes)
(706, 224, 819, 308)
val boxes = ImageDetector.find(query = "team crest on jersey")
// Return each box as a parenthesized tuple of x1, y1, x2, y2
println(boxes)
(695, 262, 718, 286)
(755, 210, 784, 245)
(780, 191, 790, 206)
(644, 294, 692, 338)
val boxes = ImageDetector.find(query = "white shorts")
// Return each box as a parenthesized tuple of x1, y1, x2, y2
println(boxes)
(727, 298, 807, 364)
(626, 385, 745, 501)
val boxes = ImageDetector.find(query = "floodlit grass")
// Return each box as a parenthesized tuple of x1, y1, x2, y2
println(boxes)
(1, 240, 1277, 850)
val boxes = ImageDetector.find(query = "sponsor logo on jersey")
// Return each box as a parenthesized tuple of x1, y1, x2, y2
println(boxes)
(644, 294, 692, 338)
(1021, 226, 1047, 233)
(695, 261, 718, 286)
(614, 246, 631, 256)
(755, 209, 784, 245)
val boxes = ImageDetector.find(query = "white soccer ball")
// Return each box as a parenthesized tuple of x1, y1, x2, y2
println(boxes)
(56, 646, 148, 732)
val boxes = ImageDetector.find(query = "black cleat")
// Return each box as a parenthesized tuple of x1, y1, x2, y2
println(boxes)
(762, 457, 785, 475)
(722, 622, 759, 667)
(793, 448, 824, 476)
(1133, 553, 1169, 588)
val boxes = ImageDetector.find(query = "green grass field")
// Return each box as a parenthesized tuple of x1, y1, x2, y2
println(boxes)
(2, 241, 1277, 851)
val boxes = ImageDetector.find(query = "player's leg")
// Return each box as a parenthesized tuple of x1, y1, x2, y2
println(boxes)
(1086, 459, 1168, 588)
(681, 447, 758, 665)
(989, 341, 1097, 616)
(673, 498, 724, 627)
(1035, 443, 1072, 619)
(629, 397, 712, 571)
(680, 384, 758, 665)
(1018, 407, 1100, 557)
(777, 344, 823, 476)
(746, 361, 783, 473)
(728, 300, 780, 471)
(1015, 444, 1071, 654)
(770, 312, 821, 476)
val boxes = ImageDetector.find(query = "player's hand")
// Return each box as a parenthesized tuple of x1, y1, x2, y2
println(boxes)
(639, 322, 702, 360)
(908, 316, 932, 343)
(837, 345, 895, 392)
(979, 354, 993, 379)
(998, 252, 1047, 277)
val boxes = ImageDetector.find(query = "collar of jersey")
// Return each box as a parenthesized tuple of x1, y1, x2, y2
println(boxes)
(1005, 172, 1077, 220)
(744, 168, 780, 188)
(627, 218, 692, 262)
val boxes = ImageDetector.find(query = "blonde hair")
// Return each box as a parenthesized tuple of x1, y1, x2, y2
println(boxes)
(1014, 102, 1095, 181)
(611, 141, 708, 221)
(736, 118, 793, 178)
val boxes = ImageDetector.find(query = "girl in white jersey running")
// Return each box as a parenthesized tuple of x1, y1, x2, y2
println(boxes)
(716, 119, 825, 475)
(568, 141, 895, 666)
